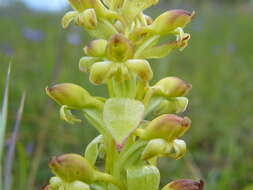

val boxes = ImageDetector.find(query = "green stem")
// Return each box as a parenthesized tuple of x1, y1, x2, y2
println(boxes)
(95, 171, 127, 190)
(134, 35, 160, 58)
(114, 141, 148, 178)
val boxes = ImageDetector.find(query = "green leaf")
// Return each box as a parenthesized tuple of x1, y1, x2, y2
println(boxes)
(103, 98, 144, 147)
(126, 165, 160, 190)
(85, 135, 104, 165)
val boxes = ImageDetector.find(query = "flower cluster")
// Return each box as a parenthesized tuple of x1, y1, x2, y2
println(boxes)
(44, 0, 203, 190)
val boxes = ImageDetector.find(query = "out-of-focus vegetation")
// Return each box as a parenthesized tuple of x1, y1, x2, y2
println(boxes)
(0, 1, 253, 190)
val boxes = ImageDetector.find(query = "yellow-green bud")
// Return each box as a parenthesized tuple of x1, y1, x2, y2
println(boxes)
(62, 11, 78, 29)
(84, 39, 107, 57)
(49, 154, 95, 183)
(89, 61, 115, 85)
(149, 9, 195, 35)
(125, 59, 153, 81)
(74, 9, 97, 30)
(137, 114, 191, 141)
(46, 83, 95, 109)
(106, 34, 134, 62)
(79, 56, 99, 72)
(153, 77, 192, 98)
(162, 179, 204, 190)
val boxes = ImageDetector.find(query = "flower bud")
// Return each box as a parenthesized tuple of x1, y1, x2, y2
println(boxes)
(162, 179, 204, 190)
(89, 61, 115, 85)
(125, 59, 153, 81)
(141, 139, 172, 160)
(84, 39, 107, 57)
(149, 10, 195, 35)
(137, 114, 191, 141)
(74, 9, 97, 30)
(79, 57, 99, 72)
(155, 97, 188, 114)
(106, 34, 134, 62)
(49, 154, 95, 183)
(153, 77, 192, 98)
(46, 83, 95, 109)
(62, 11, 78, 29)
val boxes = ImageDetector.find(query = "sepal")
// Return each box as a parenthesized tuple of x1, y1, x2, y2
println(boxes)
(74, 9, 98, 29)
(79, 56, 99, 72)
(49, 154, 95, 183)
(89, 61, 115, 85)
(149, 9, 195, 35)
(84, 39, 107, 57)
(125, 59, 153, 81)
(136, 114, 191, 141)
(152, 77, 192, 98)
(46, 83, 103, 109)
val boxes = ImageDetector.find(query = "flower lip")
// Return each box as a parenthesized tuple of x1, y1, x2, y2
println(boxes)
(169, 179, 204, 190)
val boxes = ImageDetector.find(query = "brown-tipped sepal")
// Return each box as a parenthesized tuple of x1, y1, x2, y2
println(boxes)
(74, 8, 98, 30)
(46, 83, 95, 109)
(162, 179, 204, 190)
(136, 114, 191, 141)
(149, 9, 195, 35)
(125, 59, 153, 81)
(152, 77, 192, 98)
(49, 154, 95, 183)
(106, 34, 134, 62)
(84, 39, 107, 57)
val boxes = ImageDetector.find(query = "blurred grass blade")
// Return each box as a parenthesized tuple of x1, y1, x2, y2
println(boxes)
(0, 64, 11, 190)
(17, 143, 28, 190)
(4, 92, 26, 190)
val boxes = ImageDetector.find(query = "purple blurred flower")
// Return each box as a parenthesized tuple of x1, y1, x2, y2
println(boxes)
(22, 27, 44, 41)
(1, 44, 15, 56)
(227, 43, 236, 53)
(67, 32, 81, 46)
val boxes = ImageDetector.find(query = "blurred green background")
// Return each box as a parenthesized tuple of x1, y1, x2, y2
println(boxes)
(0, 0, 253, 189)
